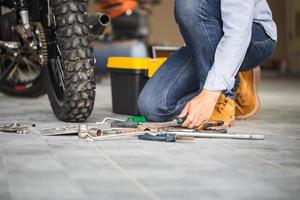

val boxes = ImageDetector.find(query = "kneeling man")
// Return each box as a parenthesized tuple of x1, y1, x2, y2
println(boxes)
(138, 0, 277, 128)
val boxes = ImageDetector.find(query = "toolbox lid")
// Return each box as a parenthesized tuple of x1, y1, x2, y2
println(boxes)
(107, 57, 167, 78)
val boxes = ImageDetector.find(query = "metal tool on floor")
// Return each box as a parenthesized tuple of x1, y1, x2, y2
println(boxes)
(174, 120, 228, 133)
(77, 117, 186, 141)
(40, 118, 145, 140)
(138, 133, 195, 142)
(41, 116, 265, 142)
(112, 116, 185, 130)
(138, 133, 177, 142)
(84, 117, 265, 141)
(137, 118, 264, 141)
(41, 125, 79, 136)
(84, 131, 150, 142)
(111, 120, 139, 128)
(161, 131, 264, 140)
(42, 124, 102, 137)
(0, 122, 30, 134)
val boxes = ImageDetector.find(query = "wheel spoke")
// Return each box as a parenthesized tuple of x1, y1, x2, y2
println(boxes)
(21, 57, 41, 70)
(0, 59, 17, 83)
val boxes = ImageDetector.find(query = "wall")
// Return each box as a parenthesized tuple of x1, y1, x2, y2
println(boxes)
(268, 0, 288, 59)
(148, 0, 183, 46)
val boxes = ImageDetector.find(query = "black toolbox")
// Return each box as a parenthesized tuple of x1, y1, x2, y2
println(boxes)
(107, 57, 166, 115)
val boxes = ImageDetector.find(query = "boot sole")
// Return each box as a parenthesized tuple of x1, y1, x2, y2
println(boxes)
(236, 67, 261, 120)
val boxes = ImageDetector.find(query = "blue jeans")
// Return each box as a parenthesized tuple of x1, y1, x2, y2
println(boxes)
(138, 0, 276, 122)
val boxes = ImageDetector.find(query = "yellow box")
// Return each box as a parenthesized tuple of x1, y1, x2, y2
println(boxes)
(107, 57, 167, 78)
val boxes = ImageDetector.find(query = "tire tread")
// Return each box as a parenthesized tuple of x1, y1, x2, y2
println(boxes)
(49, 0, 95, 122)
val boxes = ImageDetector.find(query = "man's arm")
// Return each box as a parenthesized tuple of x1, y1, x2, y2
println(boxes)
(203, 0, 255, 92)
(180, 0, 255, 128)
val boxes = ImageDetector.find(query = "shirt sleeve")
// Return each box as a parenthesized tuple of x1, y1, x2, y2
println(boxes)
(203, 0, 255, 92)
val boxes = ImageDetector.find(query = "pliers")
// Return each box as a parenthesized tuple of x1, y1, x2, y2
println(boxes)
(170, 117, 227, 133)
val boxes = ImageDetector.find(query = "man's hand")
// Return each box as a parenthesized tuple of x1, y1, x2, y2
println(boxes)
(179, 89, 221, 128)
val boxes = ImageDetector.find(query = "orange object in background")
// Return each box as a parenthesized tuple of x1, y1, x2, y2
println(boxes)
(98, 0, 138, 19)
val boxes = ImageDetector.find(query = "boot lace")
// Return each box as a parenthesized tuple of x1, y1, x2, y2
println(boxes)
(215, 99, 228, 114)
(236, 92, 247, 114)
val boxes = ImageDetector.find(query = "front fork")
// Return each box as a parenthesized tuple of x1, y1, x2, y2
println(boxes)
(16, 0, 38, 49)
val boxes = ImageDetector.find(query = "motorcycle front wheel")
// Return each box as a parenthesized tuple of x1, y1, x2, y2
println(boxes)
(45, 0, 96, 122)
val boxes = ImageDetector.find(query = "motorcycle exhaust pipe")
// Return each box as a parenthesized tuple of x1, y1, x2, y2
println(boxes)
(88, 13, 111, 36)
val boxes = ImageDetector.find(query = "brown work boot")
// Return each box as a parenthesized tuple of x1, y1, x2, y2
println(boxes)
(235, 67, 261, 120)
(209, 94, 236, 127)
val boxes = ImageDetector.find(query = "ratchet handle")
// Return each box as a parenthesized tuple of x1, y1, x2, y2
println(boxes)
(138, 133, 177, 142)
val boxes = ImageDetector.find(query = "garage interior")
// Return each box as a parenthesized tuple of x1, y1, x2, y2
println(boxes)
(0, 0, 300, 200)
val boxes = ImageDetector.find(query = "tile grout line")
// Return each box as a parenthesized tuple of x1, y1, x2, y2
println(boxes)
(215, 140, 294, 172)
(0, 147, 13, 200)
(39, 136, 89, 199)
(92, 145, 162, 200)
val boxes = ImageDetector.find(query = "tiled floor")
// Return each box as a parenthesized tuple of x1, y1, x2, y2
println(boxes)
(0, 77, 300, 200)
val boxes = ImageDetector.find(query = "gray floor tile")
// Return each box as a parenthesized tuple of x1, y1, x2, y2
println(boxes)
(0, 78, 300, 200)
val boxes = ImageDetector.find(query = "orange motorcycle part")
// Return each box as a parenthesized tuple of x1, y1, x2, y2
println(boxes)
(98, 0, 138, 19)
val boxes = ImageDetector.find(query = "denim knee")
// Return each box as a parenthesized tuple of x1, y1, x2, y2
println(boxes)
(138, 91, 173, 122)
(137, 93, 151, 119)
(138, 93, 160, 122)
